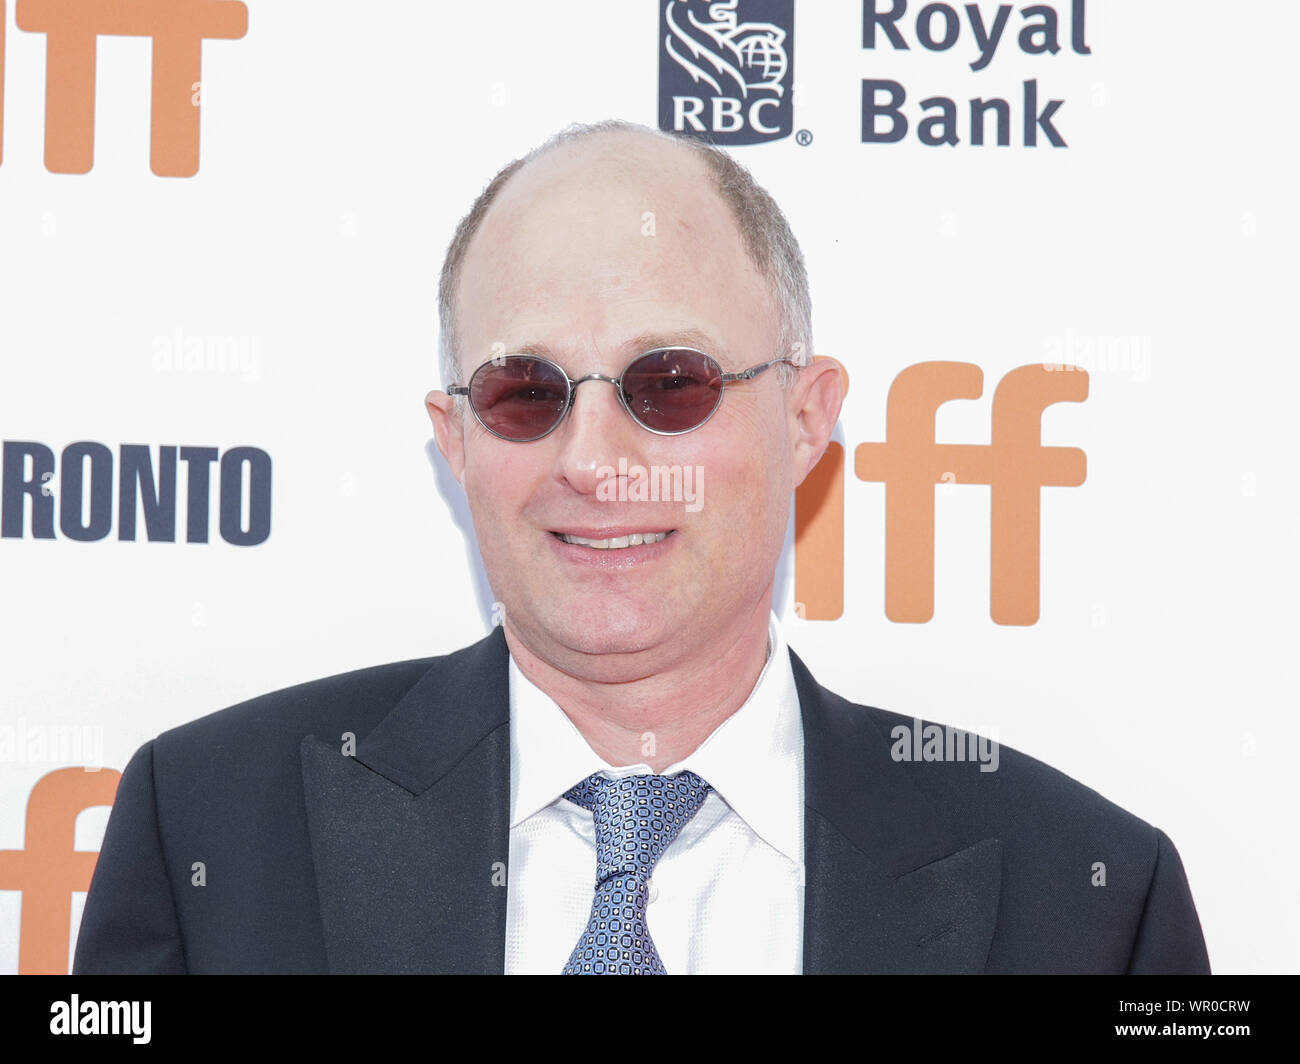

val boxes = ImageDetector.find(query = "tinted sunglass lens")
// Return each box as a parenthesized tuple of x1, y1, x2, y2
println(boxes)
(621, 348, 722, 432)
(468, 356, 569, 440)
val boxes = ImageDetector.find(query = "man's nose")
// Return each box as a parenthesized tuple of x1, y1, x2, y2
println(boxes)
(551, 377, 648, 496)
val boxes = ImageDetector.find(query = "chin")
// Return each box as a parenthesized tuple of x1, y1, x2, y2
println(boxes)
(542, 597, 671, 657)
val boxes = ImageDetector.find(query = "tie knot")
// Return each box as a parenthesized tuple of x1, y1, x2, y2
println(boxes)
(564, 771, 712, 884)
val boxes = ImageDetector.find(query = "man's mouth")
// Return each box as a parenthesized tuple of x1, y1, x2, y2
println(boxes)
(551, 530, 675, 550)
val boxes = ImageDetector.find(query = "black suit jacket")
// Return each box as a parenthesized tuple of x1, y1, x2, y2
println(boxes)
(73, 626, 1210, 973)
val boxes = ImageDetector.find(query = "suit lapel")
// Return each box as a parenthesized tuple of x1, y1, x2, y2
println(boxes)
(300, 627, 512, 973)
(300, 625, 1001, 974)
(792, 649, 1002, 974)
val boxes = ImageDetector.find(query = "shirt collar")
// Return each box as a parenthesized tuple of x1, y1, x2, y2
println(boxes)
(508, 612, 804, 867)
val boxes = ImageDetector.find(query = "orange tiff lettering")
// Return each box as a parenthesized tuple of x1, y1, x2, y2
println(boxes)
(794, 362, 1087, 625)
(0, 766, 121, 974)
(6, 0, 247, 175)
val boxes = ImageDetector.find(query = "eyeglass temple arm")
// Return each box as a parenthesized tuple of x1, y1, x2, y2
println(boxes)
(719, 356, 801, 383)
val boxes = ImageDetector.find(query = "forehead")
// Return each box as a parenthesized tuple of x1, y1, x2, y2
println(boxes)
(454, 133, 777, 373)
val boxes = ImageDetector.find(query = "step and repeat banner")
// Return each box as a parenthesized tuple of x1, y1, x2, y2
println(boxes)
(1, 1, 1296, 974)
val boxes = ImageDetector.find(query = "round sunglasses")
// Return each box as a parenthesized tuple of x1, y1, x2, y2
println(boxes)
(448, 347, 798, 442)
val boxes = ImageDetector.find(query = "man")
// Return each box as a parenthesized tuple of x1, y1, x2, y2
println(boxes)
(74, 120, 1210, 974)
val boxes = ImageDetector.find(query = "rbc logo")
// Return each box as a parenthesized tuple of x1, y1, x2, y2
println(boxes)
(658, 0, 794, 145)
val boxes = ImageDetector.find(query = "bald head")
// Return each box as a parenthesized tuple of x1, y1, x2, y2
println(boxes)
(422, 120, 844, 691)
(437, 120, 811, 391)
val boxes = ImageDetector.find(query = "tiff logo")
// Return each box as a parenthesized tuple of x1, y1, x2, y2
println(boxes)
(0, 767, 121, 973)
(0, 0, 248, 175)
(794, 361, 1087, 625)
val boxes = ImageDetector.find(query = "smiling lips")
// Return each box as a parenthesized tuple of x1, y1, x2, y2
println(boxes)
(553, 530, 674, 550)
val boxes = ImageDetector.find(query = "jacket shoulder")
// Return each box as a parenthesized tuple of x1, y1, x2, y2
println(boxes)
(848, 696, 1160, 852)
(823, 689, 1209, 971)
(150, 632, 498, 774)
(156, 655, 434, 754)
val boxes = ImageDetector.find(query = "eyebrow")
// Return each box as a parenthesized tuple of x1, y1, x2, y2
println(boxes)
(506, 327, 735, 369)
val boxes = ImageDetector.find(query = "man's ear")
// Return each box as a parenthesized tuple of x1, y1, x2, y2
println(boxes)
(426, 390, 467, 485)
(787, 356, 846, 490)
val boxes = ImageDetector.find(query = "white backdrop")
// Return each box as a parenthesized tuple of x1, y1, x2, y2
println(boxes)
(1, 0, 1296, 974)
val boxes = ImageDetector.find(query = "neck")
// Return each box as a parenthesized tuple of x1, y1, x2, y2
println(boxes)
(504, 597, 774, 772)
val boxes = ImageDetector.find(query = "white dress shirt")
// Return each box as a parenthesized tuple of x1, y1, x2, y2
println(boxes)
(504, 612, 805, 974)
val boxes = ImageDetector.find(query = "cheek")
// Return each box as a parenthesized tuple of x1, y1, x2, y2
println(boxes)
(716, 410, 790, 495)
(696, 446, 789, 535)
(466, 429, 534, 485)
(464, 452, 529, 529)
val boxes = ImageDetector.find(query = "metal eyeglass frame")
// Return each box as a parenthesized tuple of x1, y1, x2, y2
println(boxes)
(447, 346, 801, 442)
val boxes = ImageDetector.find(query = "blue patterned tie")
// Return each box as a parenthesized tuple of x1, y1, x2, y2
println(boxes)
(561, 771, 712, 975)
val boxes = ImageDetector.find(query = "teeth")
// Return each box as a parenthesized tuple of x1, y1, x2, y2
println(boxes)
(558, 531, 670, 549)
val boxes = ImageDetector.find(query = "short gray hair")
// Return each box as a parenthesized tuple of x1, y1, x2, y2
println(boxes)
(437, 119, 813, 395)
